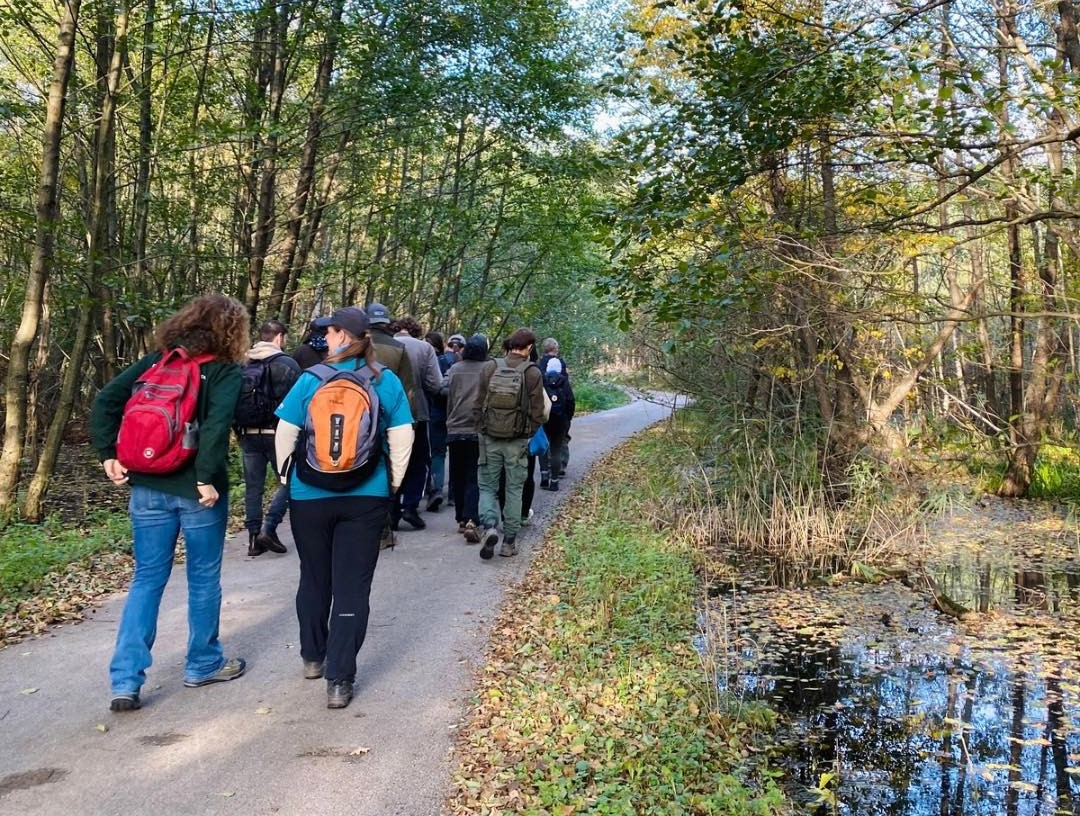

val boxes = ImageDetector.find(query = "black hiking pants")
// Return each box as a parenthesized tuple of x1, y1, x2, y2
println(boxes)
(289, 495, 390, 683)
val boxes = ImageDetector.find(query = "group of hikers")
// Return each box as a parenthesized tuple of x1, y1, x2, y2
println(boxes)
(90, 294, 578, 712)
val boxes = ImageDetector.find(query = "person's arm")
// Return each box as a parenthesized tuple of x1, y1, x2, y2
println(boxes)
(90, 353, 159, 461)
(379, 369, 414, 489)
(396, 347, 416, 410)
(525, 365, 547, 429)
(275, 420, 301, 477)
(472, 361, 495, 426)
(194, 363, 242, 485)
(387, 424, 414, 490)
(421, 346, 444, 397)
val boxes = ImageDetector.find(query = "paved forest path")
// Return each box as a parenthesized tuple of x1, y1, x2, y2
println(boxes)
(0, 393, 678, 816)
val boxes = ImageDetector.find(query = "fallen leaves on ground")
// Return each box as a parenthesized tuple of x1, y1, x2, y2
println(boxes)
(0, 549, 133, 648)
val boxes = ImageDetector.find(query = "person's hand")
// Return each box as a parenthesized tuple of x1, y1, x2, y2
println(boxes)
(103, 459, 128, 484)
(196, 483, 219, 508)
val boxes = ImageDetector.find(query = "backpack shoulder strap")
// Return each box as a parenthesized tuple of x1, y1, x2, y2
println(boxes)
(307, 363, 338, 384)
(354, 359, 383, 381)
(519, 361, 538, 425)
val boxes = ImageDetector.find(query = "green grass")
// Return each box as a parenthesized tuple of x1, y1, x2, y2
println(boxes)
(573, 378, 630, 414)
(1028, 444, 1080, 501)
(0, 510, 131, 612)
(450, 417, 786, 814)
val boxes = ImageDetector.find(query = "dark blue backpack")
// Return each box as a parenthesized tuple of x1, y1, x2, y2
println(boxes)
(543, 370, 572, 419)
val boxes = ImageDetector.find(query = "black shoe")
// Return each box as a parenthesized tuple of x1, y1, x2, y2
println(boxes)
(110, 693, 141, 712)
(327, 679, 354, 709)
(256, 529, 287, 554)
(303, 660, 325, 679)
(539, 477, 550, 489)
(400, 508, 426, 530)
(247, 532, 266, 557)
(426, 495, 443, 512)
(542, 480, 559, 492)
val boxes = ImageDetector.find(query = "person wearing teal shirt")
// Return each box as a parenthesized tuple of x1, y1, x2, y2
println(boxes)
(274, 306, 413, 709)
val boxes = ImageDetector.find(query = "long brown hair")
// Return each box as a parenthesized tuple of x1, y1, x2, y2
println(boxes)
(324, 330, 381, 380)
(155, 294, 250, 363)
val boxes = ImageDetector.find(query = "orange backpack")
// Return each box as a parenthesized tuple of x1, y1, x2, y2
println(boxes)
(294, 362, 382, 491)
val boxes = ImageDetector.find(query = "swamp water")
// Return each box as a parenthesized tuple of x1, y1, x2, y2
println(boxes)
(704, 498, 1080, 815)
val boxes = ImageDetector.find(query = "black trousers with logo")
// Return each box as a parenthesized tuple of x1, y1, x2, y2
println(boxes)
(289, 494, 391, 683)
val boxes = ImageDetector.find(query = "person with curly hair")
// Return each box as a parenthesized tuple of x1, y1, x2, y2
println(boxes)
(91, 294, 250, 712)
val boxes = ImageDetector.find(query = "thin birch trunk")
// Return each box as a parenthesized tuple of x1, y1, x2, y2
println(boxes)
(0, 0, 81, 516)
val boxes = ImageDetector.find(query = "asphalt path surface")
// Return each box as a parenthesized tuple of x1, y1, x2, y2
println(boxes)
(0, 392, 679, 816)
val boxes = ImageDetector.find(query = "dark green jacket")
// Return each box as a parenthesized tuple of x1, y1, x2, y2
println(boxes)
(90, 352, 242, 500)
(370, 327, 416, 414)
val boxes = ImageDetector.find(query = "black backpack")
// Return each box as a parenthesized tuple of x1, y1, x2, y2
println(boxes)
(544, 370, 572, 419)
(234, 354, 283, 429)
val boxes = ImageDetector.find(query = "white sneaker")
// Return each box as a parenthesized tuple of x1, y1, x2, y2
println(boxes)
(520, 509, 534, 527)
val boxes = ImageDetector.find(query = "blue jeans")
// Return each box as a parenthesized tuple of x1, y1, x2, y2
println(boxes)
(394, 421, 430, 517)
(109, 486, 229, 694)
(241, 432, 288, 534)
(428, 419, 448, 495)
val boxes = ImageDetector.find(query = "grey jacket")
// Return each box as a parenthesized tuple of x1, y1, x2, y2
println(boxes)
(394, 332, 443, 422)
(445, 359, 489, 437)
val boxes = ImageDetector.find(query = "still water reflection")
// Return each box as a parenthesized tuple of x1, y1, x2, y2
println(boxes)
(710, 569, 1080, 815)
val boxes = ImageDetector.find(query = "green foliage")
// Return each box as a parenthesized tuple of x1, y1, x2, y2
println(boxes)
(572, 378, 629, 413)
(0, 511, 130, 611)
(1028, 445, 1080, 502)
(450, 422, 786, 814)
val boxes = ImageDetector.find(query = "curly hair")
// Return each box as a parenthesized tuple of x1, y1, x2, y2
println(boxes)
(392, 316, 423, 338)
(155, 294, 250, 363)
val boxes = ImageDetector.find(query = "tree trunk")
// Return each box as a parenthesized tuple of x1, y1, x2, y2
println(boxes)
(282, 128, 350, 327)
(0, 0, 81, 517)
(185, 7, 216, 279)
(265, 0, 344, 320)
(999, 2, 1072, 496)
(23, 2, 129, 521)
(131, 0, 155, 310)
(245, 0, 290, 319)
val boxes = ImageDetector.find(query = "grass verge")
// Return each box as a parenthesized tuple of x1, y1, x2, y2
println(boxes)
(573, 378, 631, 414)
(0, 511, 133, 645)
(448, 417, 786, 815)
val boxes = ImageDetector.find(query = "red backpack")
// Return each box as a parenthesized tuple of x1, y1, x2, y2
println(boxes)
(115, 347, 214, 474)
